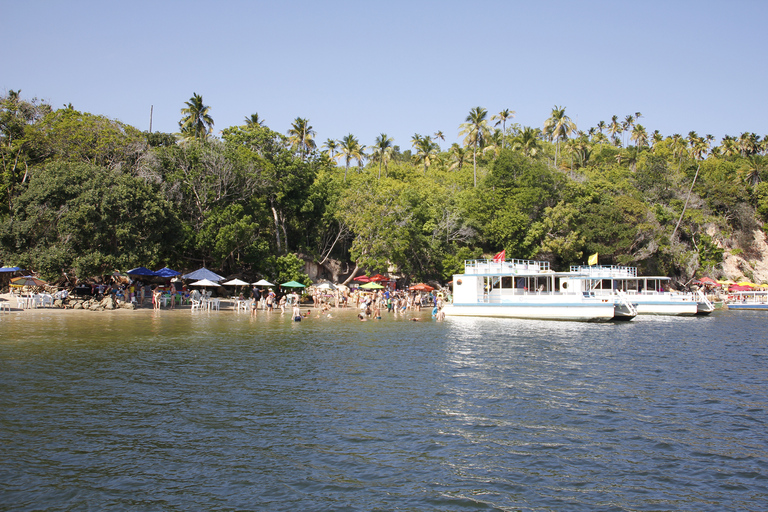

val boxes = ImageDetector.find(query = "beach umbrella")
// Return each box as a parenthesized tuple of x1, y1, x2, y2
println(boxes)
(0, 266, 23, 273)
(182, 267, 225, 282)
(368, 274, 389, 282)
(252, 279, 274, 286)
(314, 282, 336, 290)
(127, 266, 157, 276)
(154, 266, 181, 278)
(409, 283, 434, 292)
(222, 279, 250, 286)
(11, 276, 48, 287)
(360, 282, 384, 289)
(189, 278, 221, 287)
(280, 280, 306, 288)
(699, 277, 718, 285)
(353, 275, 371, 283)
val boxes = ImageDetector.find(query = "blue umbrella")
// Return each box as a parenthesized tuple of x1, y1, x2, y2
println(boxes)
(0, 266, 23, 272)
(182, 267, 225, 282)
(154, 267, 181, 278)
(127, 266, 157, 276)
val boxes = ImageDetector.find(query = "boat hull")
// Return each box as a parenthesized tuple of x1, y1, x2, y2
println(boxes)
(443, 303, 616, 322)
(633, 301, 699, 316)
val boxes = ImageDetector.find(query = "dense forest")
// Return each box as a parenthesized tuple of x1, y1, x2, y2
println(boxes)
(1, 91, 767, 287)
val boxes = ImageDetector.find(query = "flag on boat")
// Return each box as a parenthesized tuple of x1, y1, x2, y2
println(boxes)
(588, 252, 598, 266)
(492, 249, 505, 262)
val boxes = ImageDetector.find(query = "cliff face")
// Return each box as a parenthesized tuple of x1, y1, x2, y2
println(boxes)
(721, 229, 768, 283)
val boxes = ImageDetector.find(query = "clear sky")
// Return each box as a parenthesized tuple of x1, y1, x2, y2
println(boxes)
(3, 0, 766, 151)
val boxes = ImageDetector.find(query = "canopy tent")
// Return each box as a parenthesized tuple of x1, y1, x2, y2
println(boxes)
(189, 279, 221, 287)
(280, 280, 306, 288)
(182, 267, 225, 282)
(360, 282, 384, 289)
(127, 266, 157, 276)
(252, 279, 274, 286)
(154, 267, 181, 278)
(222, 279, 250, 286)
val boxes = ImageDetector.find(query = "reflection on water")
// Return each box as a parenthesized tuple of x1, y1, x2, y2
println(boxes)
(1, 309, 767, 511)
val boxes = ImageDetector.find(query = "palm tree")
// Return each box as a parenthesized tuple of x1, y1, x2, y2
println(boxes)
(339, 134, 363, 181)
(244, 113, 265, 127)
(720, 135, 738, 158)
(740, 155, 765, 188)
(371, 133, 394, 179)
(630, 124, 649, 149)
(179, 92, 214, 141)
(491, 108, 516, 148)
(287, 117, 316, 160)
(482, 129, 504, 159)
(511, 126, 542, 158)
(543, 105, 576, 168)
(458, 106, 491, 187)
(412, 134, 439, 173)
(322, 138, 339, 161)
(433, 130, 445, 144)
(608, 115, 622, 147)
(448, 143, 467, 171)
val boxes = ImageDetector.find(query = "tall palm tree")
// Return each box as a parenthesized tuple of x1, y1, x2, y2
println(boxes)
(179, 92, 214, 141)
(543, 105, 576, 168)
(459, 106, 491, 187)
(608, 115, 622, 147)
(287, 117, 316, 160)
(492, 108, 516, 148)
(433, 130, 445, 144)
(371, 133, 394, 179)
(720, 135, 738, 158)
(244, 113, 265, 127)
(339, 134, 363, 181)
(740, 155, 764, 188)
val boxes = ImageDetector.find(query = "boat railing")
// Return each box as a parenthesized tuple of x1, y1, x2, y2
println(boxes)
(570, 265, 638, 277)
(464, 259, 550, 275)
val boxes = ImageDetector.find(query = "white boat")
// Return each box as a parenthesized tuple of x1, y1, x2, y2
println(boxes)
(727, 291, 768, 310)
(445, 258, 636, 322)
(568, 265, 715, 316)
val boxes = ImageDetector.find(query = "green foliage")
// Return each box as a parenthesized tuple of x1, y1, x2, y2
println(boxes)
(3, 95, 767, 285)
(265, 253, 311, 286)
(0, 161, 179, 281)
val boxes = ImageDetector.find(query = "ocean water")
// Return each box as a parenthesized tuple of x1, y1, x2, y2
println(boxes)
(1, 308, 766, 511)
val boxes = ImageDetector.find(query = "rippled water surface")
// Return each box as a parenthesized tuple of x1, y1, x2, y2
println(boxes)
(1, 309, 767, 511)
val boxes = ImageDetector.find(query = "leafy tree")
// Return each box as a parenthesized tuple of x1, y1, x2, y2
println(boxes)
(0, 161, 179, 281)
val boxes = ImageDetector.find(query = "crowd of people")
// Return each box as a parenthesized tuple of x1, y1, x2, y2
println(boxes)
(66, 277, 449, 320)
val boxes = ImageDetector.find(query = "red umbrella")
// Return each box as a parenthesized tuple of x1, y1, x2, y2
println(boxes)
(369, 274, 389, 282)
(353, 275, 371, 283)
(699, 277, 718, 285)
(729, 284, 753, 292)
(409, 283, 434, 292)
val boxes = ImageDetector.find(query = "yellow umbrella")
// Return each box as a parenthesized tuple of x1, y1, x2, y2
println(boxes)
(737, 281, 756, 287)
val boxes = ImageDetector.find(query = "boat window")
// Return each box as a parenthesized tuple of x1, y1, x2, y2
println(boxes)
(501, 277, 513, 289)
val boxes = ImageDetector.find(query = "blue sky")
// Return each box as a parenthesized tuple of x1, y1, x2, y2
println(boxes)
(4, 0, 766, 151)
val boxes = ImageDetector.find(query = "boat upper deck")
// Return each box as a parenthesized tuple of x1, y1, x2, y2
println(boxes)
(462, 259, 550, 276)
